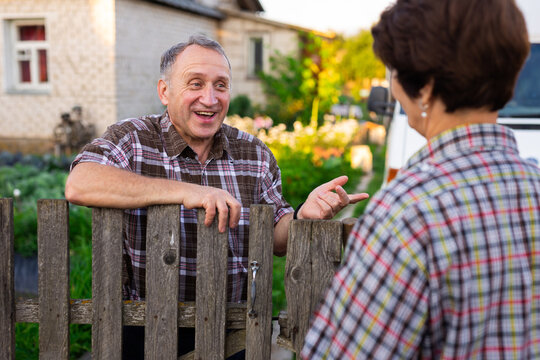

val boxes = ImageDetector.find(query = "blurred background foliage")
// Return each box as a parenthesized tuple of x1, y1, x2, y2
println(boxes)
(236, 30, 385, 128)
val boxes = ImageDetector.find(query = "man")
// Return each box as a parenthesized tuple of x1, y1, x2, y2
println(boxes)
(301, 0, 540, 359)
(65, 34, 367, 358)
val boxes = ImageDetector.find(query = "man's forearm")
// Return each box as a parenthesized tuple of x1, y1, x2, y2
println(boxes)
(65, 162, 242, 231)
(273, 212, 293, 256)
(65, 162, 185, 208)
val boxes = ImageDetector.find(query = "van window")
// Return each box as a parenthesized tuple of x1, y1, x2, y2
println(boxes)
(499, 44, 540, 118)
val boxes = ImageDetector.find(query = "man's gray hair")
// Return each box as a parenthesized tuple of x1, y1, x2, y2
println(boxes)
(160, 34, 231, 80)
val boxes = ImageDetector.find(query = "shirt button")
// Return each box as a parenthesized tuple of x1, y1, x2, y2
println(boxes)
(420, 163, 431, 172)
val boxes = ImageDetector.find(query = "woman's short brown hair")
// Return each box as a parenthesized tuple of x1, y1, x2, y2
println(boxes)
(372, 0, 530, 112)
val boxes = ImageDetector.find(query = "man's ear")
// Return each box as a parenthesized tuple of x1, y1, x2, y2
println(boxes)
(157, 79, 169, 106)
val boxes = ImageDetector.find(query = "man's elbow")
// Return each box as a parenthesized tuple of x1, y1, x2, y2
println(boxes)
(273, 246, 286, 257)
(65, 175, 82, 205)
(273, 238, 287, 256)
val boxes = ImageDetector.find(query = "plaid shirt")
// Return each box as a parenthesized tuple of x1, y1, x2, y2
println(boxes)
(302, 124, 540, 359)
(71, 112, 292, 302)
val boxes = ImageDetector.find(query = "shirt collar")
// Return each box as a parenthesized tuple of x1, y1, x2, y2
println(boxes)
(404, 123, 519, 171)
(160, 111, 231, 160)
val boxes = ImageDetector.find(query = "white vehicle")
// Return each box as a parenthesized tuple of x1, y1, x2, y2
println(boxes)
(370, 0, 540, 185)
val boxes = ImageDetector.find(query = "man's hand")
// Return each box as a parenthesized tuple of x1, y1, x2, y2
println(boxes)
(297, 175, 369, 220)
(181, 183, 241, 233)
(273, 175, 369, 256)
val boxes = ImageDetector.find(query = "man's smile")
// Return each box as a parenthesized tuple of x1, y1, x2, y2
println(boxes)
(194, 111, 217, 118)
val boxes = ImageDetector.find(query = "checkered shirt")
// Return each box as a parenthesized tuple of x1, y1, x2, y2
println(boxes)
(71, 112, 292, 302)
(302, 123, 540, 359)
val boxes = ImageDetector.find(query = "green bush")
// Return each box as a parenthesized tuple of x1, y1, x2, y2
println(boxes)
(0, 164, 68, 256)
(228, 94, 255, 118)
(278, 147, 362, 209)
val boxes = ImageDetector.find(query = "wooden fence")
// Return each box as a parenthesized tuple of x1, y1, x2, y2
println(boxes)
(0, 198, 355, 359)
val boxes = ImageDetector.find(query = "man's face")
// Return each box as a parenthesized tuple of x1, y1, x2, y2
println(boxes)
(158, 45, 231, 145)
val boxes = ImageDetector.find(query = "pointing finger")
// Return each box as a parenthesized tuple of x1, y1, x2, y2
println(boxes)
(348, 193, 370, 204)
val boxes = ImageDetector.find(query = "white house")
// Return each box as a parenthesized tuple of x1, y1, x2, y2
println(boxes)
(0, 0, 332, 153)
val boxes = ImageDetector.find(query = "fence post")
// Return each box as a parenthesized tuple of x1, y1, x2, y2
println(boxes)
(285, 220, 312, 355)
(245, 204, 274, 360)
(285, 219, 342, 355)
(0, 198, 14, 360)
(310, 221, 342, 310)
(145, 205, 181, 360)
(92, 208, 124, 359)
(38, 199, 70, 360)
(195, 209, 228, 359)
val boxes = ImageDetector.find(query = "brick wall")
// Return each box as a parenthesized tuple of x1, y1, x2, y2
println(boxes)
(0, 0, 116, 148)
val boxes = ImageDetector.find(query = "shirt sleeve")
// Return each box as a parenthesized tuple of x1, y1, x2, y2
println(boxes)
(70, 122, 134, 172)
(301, 213, 429, 359)
(258, 146, 293, 224)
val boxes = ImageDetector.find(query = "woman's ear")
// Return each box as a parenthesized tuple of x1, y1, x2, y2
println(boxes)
(419, 78, 435, 105)
(157, 79, 169, 106)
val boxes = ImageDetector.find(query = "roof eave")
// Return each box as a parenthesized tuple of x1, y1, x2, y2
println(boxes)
(144, 0, 225, 19)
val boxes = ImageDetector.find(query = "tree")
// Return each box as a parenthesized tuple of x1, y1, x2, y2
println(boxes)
(259, 32, 343, 127)
(335, 30, 386, 102)
(258, 29, 385, 126)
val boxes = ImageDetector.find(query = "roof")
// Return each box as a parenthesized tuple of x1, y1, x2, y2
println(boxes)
(220, 7, 336, 39)
(237, 0, 264, 12)
(144, 0, 225, 19)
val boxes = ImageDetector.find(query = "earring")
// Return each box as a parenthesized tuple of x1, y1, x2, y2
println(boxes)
(420, 103, 428, 119)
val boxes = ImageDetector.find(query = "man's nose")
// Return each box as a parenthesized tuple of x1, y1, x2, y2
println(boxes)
(199, 86, 218, 106)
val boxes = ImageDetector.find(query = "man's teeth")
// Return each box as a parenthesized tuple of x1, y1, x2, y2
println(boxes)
(196, 111, 215, 116)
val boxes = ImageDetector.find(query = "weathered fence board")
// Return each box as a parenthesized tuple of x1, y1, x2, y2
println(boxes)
(284, 219, 343, 355)
(145, 205, 181, 359)
(37, 199, 70, 359)
(195, 209, 229, 359)
(341, 217, 357, 248)
(0, 198, 14, 360)
(246, 204, 274, 360)
(285, 220, 313, 355)
(15, 298, 248, 327)
(311, 221, 342, 308)
(92, 208, 124, 359)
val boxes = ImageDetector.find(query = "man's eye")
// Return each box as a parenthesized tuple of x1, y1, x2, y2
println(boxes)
(190, 82, 202, 88)
(216, 83, 228, 90)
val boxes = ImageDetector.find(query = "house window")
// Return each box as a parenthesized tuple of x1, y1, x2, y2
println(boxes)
(249, 37, 263, 76)
(4, 19, 49, 92)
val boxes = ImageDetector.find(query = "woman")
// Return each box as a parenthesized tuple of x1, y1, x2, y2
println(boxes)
(302, 0, 540, 358)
